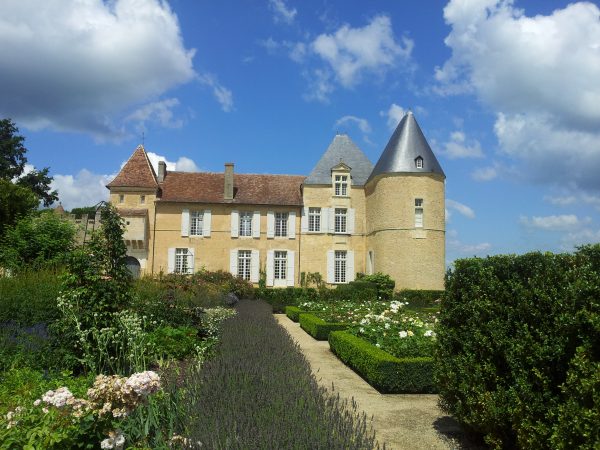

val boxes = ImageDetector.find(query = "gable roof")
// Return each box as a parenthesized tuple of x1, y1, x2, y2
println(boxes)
(159, 172, 305, 206)
(368, 112, 445, 182)
(304, 134, 374, 186)
(106, 145, 158, 189)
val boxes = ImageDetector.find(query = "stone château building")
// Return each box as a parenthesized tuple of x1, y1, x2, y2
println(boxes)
(107, 112, 445, 289)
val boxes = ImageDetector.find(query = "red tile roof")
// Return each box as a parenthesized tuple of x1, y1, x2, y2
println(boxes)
(159, 172, 305, 206)
(107, 146, 158, 189)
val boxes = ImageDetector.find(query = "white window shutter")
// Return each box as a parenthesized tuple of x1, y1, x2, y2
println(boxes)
(286, 250, 295, 286)
(230, 249, 238, 276)
(203, 210, 212, 237)
(181, 209, 190, 237)
(347, 250, 355, 282)
(321, 208, 329, 234)
(188, 248, 195, 274)
(267, 211, 275, 238)
(328, 208, 335, 233)
(301, 207, 308, 233)
(289, 211, 296, 239)
(167, 248, 175, 274)
(327, 250, 334, 283)
(231, 210, 239, 238)
(348, 208, 356, 235)
(252, 211, 260, 238)
(266, 250, 274, 286)
(251, 250, 260, 283)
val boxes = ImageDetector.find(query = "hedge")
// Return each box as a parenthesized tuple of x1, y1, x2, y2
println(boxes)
(329, 331, 435, 393)
(436, 245, 600, 449)
(256, 287, 319, 313)
(285, 306, 320, 322)
(298, 313, 349, 340)
(395, 289, 444, 307)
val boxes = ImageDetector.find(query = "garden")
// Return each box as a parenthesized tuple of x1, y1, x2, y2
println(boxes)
(0, 204, 380, 449)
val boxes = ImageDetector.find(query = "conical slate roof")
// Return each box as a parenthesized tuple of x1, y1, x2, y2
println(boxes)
(305, 134, 374, 186)
(368, 112, 444, 183)
(107, 145, 158, 189)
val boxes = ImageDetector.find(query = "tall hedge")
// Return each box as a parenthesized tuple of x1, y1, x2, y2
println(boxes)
(436, 245, 600, 449)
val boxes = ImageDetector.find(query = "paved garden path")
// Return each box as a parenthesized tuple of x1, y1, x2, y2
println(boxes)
(275, 314, 480, 450)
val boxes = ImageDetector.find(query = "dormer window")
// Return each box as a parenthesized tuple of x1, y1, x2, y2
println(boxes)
(415, 156, 424, 169)
(334, 175, 348, 196)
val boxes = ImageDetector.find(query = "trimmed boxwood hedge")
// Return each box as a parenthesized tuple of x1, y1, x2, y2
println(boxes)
(285, 306, 320, 322)
(329, 331, 435, 393)
(299, 313, 349, 340)
(436, 245, 600, 449)
(257, 287, 319, 313)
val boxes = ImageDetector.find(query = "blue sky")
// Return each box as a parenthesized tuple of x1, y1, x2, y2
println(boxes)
(1, 0, 600, 263)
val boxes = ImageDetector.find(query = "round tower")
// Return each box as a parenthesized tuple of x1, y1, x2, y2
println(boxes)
(365, 112, 445, 290)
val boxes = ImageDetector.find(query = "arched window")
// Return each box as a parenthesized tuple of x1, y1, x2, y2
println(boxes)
(415, 156, 424, 169)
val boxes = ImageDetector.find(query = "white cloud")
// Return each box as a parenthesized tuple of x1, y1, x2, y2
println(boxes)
(302, 68, 334, 103)
(126, 98, 184, 131)
(561, 228, 600, 250)
(269, 0, 297, 25)
(51, 170, 114, 210)
(543, 194, 578, 207)
(519, 214, 590, 231)
(446, 199, 476, 219)
(334, 116, 371, 134)
(311, 15, 412, 89)
(0, 0, 196, 138)
(197, 74, 234, 113)
(447, 229, 491, 256)
(471, 165, 497, 182)
(146, 152, 200, 173)
(437, 0, 600, 189)
(544, 192, 600, 211)
(381, 103, 406, 130)
(442, 131, 484, 159)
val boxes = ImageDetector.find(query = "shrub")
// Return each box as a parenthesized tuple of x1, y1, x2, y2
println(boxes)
(436, 246, 600, 449)
(299, 313, 349, 340)
(356, 273, 395, 300)
(183, 300, 380, 449)
(285, 305, 314, 322)
(329, 331, 435, 393)
(258, 287, 319, 313)
(147, 326, 198, 360)
(333, 281, 378, 302)
(0, 269, 62, 325)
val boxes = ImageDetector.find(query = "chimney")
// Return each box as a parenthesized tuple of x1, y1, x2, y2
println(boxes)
(158, 161, 166, 182)
(224, 163, 234, 200)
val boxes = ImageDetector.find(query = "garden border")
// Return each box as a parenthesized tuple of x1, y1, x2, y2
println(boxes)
(298, 313, 349, 340)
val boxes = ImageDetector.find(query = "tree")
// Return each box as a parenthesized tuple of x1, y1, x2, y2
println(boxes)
(0, 179, 39, 236)
(0, 118, 27, 180)
(0, 210, 77, 271)
(0, 118, 59, 230)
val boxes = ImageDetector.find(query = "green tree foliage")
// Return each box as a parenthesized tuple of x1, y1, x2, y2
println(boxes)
(0, 179, 38, 236)
(69, 206, 98, 218)
(0, 119, 59, 228)
(0, 211, 77, 272)
(0, 118, 27, 180)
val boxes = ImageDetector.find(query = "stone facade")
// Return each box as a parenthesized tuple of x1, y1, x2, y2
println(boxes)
(107, 112, 446, 290)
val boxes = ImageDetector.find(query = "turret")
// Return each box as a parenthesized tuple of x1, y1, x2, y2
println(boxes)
(365, 112, 445, 290)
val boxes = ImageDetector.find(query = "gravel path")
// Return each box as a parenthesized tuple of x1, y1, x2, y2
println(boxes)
(275, 314, 482, 450)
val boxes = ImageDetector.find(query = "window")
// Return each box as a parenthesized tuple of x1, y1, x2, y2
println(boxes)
(237, 250, 251, 280)
(140, 195, 145, 204)
(275, 212, 288, 237)
(308, 207, 321, 232)
(239, 212, 252, 237)
(334, 250, 347, 283)
(190, 211, 204, 236)
(175, 248, 192, 274)
(274, 251, 287, 280)
(415, 198, 424, 228)
(119, 194, 124, 203)
(415, 157, 423, 169)
(334, 175, 348, 196)
(334, 208, 347, 233)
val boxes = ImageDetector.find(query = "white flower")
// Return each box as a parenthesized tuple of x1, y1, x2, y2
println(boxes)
(124, 371, 160, 397)
(399, 331, 408, 338)
(359, 327, 365, 333)
(424, 330, 436, 337)
(375, 343, 381, 348)
(42, 387, 74, 408)
(33, 399, 41, 406)
(384, 323, 390, 330)
(407, 330, 414, 337)
(101, 430, 125, 450)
